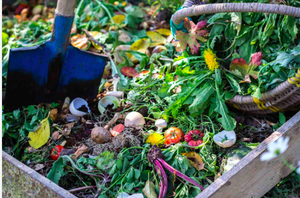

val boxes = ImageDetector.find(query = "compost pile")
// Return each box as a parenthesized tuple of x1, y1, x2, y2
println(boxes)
(2, 0, 300, 197)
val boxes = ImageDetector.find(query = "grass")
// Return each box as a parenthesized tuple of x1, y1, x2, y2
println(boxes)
(264, 172, 300, 198)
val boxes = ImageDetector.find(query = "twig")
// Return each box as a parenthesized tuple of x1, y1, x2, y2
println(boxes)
(82, 29, 106, 49)
(69, 186, 97, 193)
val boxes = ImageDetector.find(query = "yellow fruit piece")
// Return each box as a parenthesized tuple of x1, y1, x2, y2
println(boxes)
(146, 31, 167, 44)
(112, 14, 126, 24)
(28, 115, 50, 149)
(155, 28, 171, 36)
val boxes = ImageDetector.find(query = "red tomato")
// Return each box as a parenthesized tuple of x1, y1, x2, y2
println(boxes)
(51, 145, 65, 161)
(184, 130, 204, 147)
(164, 127, 184, 145)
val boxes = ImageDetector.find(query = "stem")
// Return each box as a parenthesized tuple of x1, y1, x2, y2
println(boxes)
(113, 77, 119, 92)
(280, 156, 297, 170)
(69, 185, 97, 193)
(153, 162, 165, 198)
(155, 160, 168, 198)
(157, 158, 205, 191)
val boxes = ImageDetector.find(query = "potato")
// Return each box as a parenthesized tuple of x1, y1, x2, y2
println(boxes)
(91, 127, 112, 144)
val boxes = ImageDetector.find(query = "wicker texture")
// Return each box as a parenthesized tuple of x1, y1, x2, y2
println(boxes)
(172, 1, 300, 114)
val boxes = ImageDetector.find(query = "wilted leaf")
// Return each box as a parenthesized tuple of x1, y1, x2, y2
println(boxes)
(88, 31, 108, 50)
(71, 34, 90, 50)
(49, 108, 58, 121)
(175, 18, 208, 54)
(146, 31, 167, 44)
(114, 45, 131, 63)
(113, 14, 126, 24)
(155, 28, 171, 36)
(142, 180, 157, 198)
(118, 31, 131, 43)
(230, 52, 262, 83)
(182, 152, 205, 170)
(28, 116, 50, 149)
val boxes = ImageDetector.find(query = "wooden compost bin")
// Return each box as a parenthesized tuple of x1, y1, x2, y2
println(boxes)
(2, 111, 300, 198)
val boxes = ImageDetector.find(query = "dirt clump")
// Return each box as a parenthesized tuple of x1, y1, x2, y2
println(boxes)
(85, 127, 143, 155)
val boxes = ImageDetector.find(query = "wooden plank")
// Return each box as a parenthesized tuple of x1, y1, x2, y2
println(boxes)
(196, 111, 300, 198)
(2, 151, 77, 198)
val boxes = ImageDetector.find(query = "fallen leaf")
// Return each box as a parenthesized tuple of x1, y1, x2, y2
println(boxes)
(142, 180, 157, 198)
(147, 31, 167, 44)
(51, 131, 60, 140)
(155, 28, 171, 36)
(112, 14, 126, 24)
(182, 152, 205, 171)
(49, 108, 58, 121)
(71, 34, 90, 50)
(28, 116, 50, 149)
(62, 123, 75, 136)
(118, 31, 131, 43)
(20, 8, 28, 21)
(34, 164, 45, 171)
(128, 38, 151, 62)
(114, 45, 131, 63)
(175, 18, 208, 54)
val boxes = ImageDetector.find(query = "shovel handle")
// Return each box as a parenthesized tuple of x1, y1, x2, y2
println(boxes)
(56, 0, 77, 17)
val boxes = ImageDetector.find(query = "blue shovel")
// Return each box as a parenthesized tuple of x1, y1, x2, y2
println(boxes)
(5, 0, 107, 112)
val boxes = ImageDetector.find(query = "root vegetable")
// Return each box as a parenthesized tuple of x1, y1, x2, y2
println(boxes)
(92, 113, 123, 144)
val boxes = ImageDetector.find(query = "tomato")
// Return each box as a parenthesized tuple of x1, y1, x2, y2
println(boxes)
(184, 130, 204, 147)
(51, 145, 65, 161)
(164, 127, 184, 145)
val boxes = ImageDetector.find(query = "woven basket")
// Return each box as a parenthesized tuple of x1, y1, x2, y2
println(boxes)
(171, 1, 300, 114)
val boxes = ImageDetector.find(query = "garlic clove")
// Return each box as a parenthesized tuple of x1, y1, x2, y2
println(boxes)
(213, 130, 236, 148)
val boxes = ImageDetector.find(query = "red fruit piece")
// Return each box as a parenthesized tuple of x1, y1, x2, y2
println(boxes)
(121, 67, 137, 77)
(184, 130, 204, 147)
(111, 124, 125, 137)
(51, 145, 65, 161)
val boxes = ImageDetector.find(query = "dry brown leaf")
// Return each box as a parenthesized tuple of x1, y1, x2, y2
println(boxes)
(49, 108, 58, 121)
(71, 34, 90, 50)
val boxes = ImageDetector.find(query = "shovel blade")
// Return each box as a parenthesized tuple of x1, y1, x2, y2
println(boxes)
(5, 43, 107, 112)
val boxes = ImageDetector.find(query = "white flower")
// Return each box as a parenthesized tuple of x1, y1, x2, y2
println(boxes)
(297, 161, 300, 174)
(260, 136, 289, 161)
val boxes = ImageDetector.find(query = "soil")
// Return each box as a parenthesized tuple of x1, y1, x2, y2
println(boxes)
(85, 127, 143, 155)
(78, 105, 89, 113)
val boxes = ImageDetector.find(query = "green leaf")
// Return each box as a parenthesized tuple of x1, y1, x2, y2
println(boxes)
(47, 156, 68, 184)
(13, 110, 20, 119)
(214, 91, 236, 131)
(189, 83, 214, 115)
(126, 167, 134, 182)
(279, 112, 286, 125)
(134, 169, 141, 180)
(96, 151, 115, 171)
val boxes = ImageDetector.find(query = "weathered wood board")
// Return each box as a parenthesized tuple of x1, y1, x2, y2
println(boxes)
(2, 151, 77, 198)
(196, 111, 300, 198)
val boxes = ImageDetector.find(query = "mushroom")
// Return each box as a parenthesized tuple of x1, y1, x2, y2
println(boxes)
(91, 113, 123, 144)
(98, 95, 120, 114)
(213, 130, 236, 148)
(124, 112, 145, 129)
(106, 74, 124, 98)
(155, 119, 167, 133)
